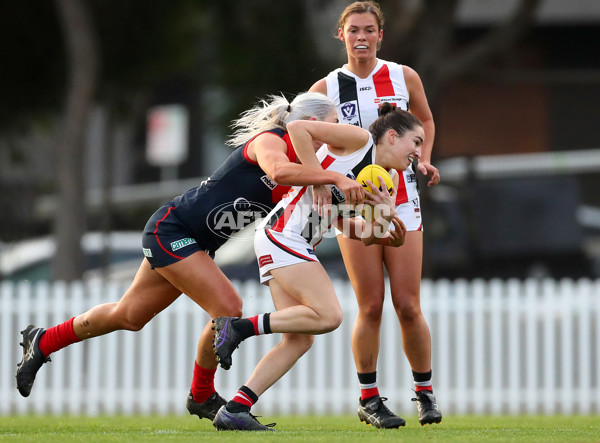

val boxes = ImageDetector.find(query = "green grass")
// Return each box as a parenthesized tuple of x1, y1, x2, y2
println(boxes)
(0, 414, 599, 442)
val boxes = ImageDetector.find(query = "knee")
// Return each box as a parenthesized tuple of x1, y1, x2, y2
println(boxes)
(213, 294, 243, 318)
(119, 309, 151, 332)
(225, 300, 243, 318)
(111, 307, 150, 332)
(393, 297, 422, 324)
(318, 309, 343, 333)
(358, 294, 384, 321)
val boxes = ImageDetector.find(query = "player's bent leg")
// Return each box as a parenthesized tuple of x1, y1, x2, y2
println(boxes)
(268, 262, 343, 334)
(76, 259, 182, 338)
(156, 251, 243, 318)
(17, 260, 180, 398)
(156, 253, 243, 409)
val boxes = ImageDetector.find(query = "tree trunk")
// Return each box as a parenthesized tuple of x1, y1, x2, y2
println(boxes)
(52, 0, 99, 281)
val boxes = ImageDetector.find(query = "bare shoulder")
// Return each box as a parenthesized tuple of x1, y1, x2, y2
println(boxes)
(248, 131, 288, 161)
(308, 78, 327, 94)
(402, 65, 424, 88)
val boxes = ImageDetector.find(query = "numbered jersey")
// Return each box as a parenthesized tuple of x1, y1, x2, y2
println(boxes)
(324, 58, 418, 206)
(258, 131, 375, 248)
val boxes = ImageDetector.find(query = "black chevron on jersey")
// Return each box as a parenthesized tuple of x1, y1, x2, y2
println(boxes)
(338, 72, 362, 127)
(349, 146, 376, 178)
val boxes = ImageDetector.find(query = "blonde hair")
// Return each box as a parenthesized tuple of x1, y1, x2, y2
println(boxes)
(226, 92, 337, 147)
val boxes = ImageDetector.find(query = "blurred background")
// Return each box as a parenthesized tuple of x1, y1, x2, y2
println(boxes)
(2, 0, 600, 418)
(1, 0, 600, 282)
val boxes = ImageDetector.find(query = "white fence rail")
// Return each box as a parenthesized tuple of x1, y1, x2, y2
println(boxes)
(1, 278, 599, 416)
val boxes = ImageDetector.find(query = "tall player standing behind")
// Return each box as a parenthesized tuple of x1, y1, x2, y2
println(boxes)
(309, 1, 442, 427)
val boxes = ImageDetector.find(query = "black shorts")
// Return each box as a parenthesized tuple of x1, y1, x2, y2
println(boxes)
(141, 204, 213, 268)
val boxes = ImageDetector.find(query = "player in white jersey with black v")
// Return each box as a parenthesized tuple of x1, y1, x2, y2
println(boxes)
(210, 105, 423, 432)
(323, 59, 420, 211)
(309, 0, 442, 429)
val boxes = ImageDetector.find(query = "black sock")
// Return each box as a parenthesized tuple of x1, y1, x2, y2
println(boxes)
(231, 318, 255, 340)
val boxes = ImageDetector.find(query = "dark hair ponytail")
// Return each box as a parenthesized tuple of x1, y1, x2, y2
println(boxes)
(369, 106, 422, 144)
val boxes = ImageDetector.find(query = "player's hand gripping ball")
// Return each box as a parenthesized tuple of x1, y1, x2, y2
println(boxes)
(356, 165, 394, 221)
(356, 164, 394, 195)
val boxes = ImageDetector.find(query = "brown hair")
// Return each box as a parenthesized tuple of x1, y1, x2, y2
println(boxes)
(369, 103, 422, 145)
(337, 1, 385, 36)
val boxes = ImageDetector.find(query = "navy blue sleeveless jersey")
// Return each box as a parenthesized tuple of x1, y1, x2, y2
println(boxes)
(142, 128, 296, 267)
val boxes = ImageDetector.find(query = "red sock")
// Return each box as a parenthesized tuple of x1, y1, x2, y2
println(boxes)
(190, 363, 216, 403)
(360, 386, 379, 400)
(231, 385, 258, 408)
(38, 317, 81, 357)
(358, 371, 379, 400)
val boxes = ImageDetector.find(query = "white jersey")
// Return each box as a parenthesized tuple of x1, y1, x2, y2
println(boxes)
(257, 132, 375, 249)
(324, 58, 420, 210)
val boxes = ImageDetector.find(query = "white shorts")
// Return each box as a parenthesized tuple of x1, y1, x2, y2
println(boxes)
(396, 196, 423, 232)
(254, 228, 319, 285)
(335, 196, 423, 237)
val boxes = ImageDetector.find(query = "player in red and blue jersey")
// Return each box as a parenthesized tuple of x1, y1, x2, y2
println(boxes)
(15, 92, 363, 421)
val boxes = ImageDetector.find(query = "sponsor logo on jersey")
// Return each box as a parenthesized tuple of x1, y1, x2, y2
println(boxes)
(340, 101, 358, 121)
(258, 254, 274, 267)
(307, 248, 315, 255)
(374, 97, 409, 110)
(359, 86, 372, 91)
(406, 173, 417, 183)
(261, 175, 277, 190)
(142, 248, 153, 258)
(330, 185, 346, 204)
(207, 200, 272, 240)
(170, 237, 197, 251)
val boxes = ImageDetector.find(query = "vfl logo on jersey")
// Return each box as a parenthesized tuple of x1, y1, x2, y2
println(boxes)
(261, 175, 277, 190)
(340, 101, 358, 122)
(406, 173, 417, 183)
(411, 197, 421, 213)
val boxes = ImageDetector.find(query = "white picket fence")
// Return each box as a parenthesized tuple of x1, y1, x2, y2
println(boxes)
(1, 278, 599, 416)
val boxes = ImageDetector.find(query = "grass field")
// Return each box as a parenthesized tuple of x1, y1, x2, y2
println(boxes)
(1, 414, 599, 442)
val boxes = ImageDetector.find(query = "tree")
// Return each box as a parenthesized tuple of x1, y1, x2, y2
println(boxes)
(52, 0, 99, 281)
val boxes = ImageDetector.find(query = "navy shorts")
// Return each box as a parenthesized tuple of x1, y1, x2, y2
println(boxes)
(141, 204, 213, 268)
